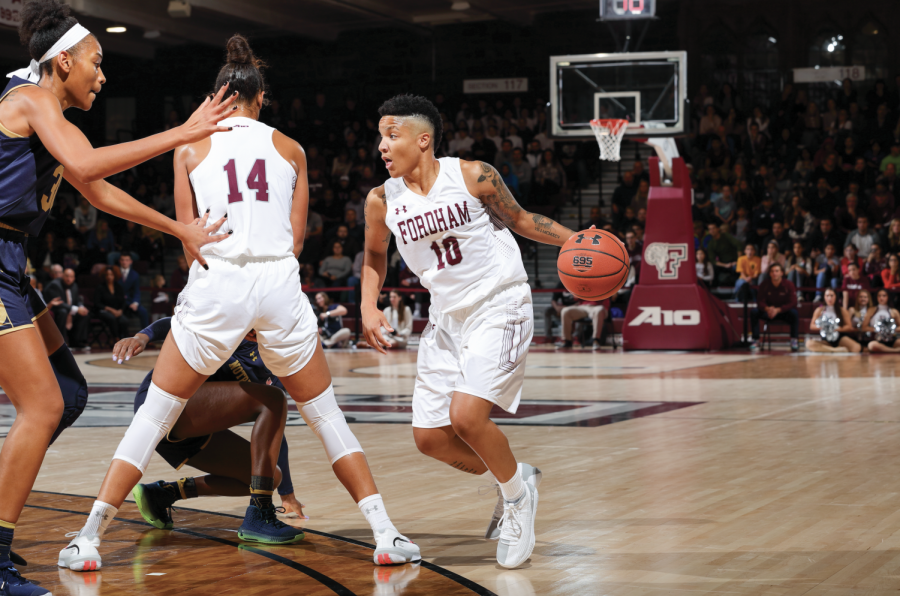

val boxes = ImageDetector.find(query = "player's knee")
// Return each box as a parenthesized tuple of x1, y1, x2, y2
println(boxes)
(413, 428, 446, 457)
(449, 408, 484, 441)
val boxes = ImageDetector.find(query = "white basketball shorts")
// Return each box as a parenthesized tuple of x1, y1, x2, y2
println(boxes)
(413, 282, 534, 429)
(172, 256, 318, 378)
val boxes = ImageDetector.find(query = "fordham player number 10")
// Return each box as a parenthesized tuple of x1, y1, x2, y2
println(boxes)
(430, 236, 463, 270)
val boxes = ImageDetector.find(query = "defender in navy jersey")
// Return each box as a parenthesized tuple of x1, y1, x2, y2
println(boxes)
(0, 0, 234, 586)
(118, 317, 305, 531)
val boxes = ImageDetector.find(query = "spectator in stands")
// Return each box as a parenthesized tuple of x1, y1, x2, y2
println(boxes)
(814, 243, 841, 301)
(764, 221, 791, 254)
(344, 209, 364, 244)
(86, 219, 115, 265)
(611, 171, 637, 227)
(882, 253, 900, 292)
(847, 157, 874, 190)
(314, 292, 351, 349)
(74, 196, 97, 237)
(347, 250, 364, 303)
(329, 225, 359, 260)
(499, 163, 520, 198)
(809, 218, 843, 253)
(32, 231, 62, 273)
(834, 193, 861, 234)
(785, 241, 812, 299)
(807, 288, 861, 353)
(152, 182, 175, 219)
(864, 244, 886, 283)
(532, 150, 566, 205)
(119, 254, 149, 329)
(510, 148, 532, 202)
(734, 243, 760, 300)
(44, 267, 89, 348)
(557, 297, 610, 351)
(544, 283, 577, 344)
(867, 182, 895, 229)
(750, 194, 781, 247)
(696, 248, 714, 284)
(345, 189, 365, 224)
(398, 258, 426, 318)
(62, 236, 83, 273)
(840, 243, 864, 277)
(814, 154, 844, 195)
(150, 274, 170, 321)
(331, 150, 352, 181)
(373, 290, 413, 349)
(733, 207, 749, 244)
(110, 221, 141, 266)
(469, 129, 497, 165)
(759, 240, 785, 283)
(319, 241, 353, 290)
(750, 263, 799, 351)
(495, 139, 515, 167)
(787, 202, 815, 245)
(169, 255, 190, 295)
(526, 140, 542, 169)
(705, 221, 742, 285)
(842, 261, 871, 310)
(94, 266, 129, 341)
(630, 179, 650, 214)
(713, 185, 736, 226)
(304, 202, 324, 262)
(845, 216, 879, 258)
(301, 263, 324, 288)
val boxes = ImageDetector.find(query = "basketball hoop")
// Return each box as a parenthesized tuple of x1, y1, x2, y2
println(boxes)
(590, 119, 629, 162)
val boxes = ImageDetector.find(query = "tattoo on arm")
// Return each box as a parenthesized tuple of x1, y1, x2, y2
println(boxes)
(532, 213, 560, 239)
(476, 162, 523, 230)
(450, 460, 481, 474)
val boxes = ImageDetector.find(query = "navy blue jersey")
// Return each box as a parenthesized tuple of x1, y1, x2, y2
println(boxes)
(0, 77, 65, 236)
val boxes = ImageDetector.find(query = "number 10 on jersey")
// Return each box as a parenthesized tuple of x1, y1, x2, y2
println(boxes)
(430, 236, 463, 270)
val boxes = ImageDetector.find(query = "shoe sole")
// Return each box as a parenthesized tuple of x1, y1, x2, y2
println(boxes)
(132, 485, 173, 530)
(487, 466, 543, 540)
(58, 557, 102, 571)
(374, 549, 422, 565)
(237, 529, 305, 545)
(497, 485, 539, 569)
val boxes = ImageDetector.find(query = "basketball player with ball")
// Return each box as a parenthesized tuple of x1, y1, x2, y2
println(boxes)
(361, 94, 627, 569)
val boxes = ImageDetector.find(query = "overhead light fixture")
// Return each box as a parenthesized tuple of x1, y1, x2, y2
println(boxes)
(144, 30, 161, 39)
(106, 26, 126, 33)
(168, 0, 191, 18)
(768, 37, 776, 44)
(451, 1, 470, 10)
(827, 43, 835, 53)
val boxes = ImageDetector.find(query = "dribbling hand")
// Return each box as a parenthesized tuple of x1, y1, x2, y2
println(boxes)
(112, 333, 149, 364)
(179, 83, 239, 144)
(179, 209, 231, 270)
(361, 304, 394, 355)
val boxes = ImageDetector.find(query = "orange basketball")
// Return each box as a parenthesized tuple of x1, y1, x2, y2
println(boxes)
(557, 229, 631, 300)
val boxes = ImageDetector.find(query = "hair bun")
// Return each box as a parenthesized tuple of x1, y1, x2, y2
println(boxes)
(20, 0, 72, 48)
(226, 34, 253, 65)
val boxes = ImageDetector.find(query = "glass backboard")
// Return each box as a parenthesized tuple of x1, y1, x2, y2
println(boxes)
(550, 51, 688, 138)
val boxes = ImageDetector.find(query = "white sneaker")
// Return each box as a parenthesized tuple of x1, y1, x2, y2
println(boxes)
(496, 483, 538, 569)
(485, 463, 542, 540)
(373, 528, 420, 565)
(58, 533, 102, 571)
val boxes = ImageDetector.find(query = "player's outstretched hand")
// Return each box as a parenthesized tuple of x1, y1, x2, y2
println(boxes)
(112, 333, 149, 364)
(361, 304, 394, 355)
(279, 492, 308, 520)
(179, 209, 231, 270)
(179, 83, 239, 143)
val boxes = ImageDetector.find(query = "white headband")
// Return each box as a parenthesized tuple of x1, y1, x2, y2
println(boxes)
(6, 24, 92, 83)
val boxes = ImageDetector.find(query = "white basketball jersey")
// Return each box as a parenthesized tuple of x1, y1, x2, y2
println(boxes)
(189, 117, 297, 259)
(384, 157, 527, 314)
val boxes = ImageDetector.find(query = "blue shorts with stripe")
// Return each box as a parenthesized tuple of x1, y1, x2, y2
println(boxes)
(0, 232, 46, 337)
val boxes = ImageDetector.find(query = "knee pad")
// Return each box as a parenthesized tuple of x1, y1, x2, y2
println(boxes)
(48, 345, 89, 445)
(113, 382, 187, 473)
(298, 385, 363, 465)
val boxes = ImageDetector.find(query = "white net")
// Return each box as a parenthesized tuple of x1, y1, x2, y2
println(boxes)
(590, 119, 629, 162)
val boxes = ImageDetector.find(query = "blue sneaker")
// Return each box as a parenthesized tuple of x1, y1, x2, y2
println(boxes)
(237, 505, 305, 545)
(132, 481, 177, 530)
(0, 562, 50, 596)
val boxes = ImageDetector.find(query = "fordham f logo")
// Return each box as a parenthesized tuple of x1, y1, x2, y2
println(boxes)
(643, 242, 688, 279)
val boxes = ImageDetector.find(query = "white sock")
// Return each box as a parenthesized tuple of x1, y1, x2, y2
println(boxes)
(481, 469, 497, 485)
(80, 501, 118, 539)
(499, 470, 525, 503)
(358, 494, 396, 533)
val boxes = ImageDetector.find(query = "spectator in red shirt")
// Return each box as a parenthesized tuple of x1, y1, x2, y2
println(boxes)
(557, 298, 611, 350)
(750, 263, 799, 352)
(881, 253, 900, 290)
(839, 244, 864, 277)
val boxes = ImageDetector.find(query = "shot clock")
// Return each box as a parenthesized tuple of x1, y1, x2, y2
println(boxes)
(599, 0, 656, 20)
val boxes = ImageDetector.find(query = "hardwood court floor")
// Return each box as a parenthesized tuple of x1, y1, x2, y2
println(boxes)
(9, 348, 900, 595)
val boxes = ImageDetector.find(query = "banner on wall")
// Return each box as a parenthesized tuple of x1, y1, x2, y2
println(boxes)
(0, 0, 23, 28)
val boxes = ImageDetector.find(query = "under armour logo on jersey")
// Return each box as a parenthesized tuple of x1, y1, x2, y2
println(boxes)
(575, 233, 601, 245)
(395, 206, 407, 215)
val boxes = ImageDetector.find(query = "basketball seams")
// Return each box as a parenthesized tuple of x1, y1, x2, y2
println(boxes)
(557, 229, 630, 300)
